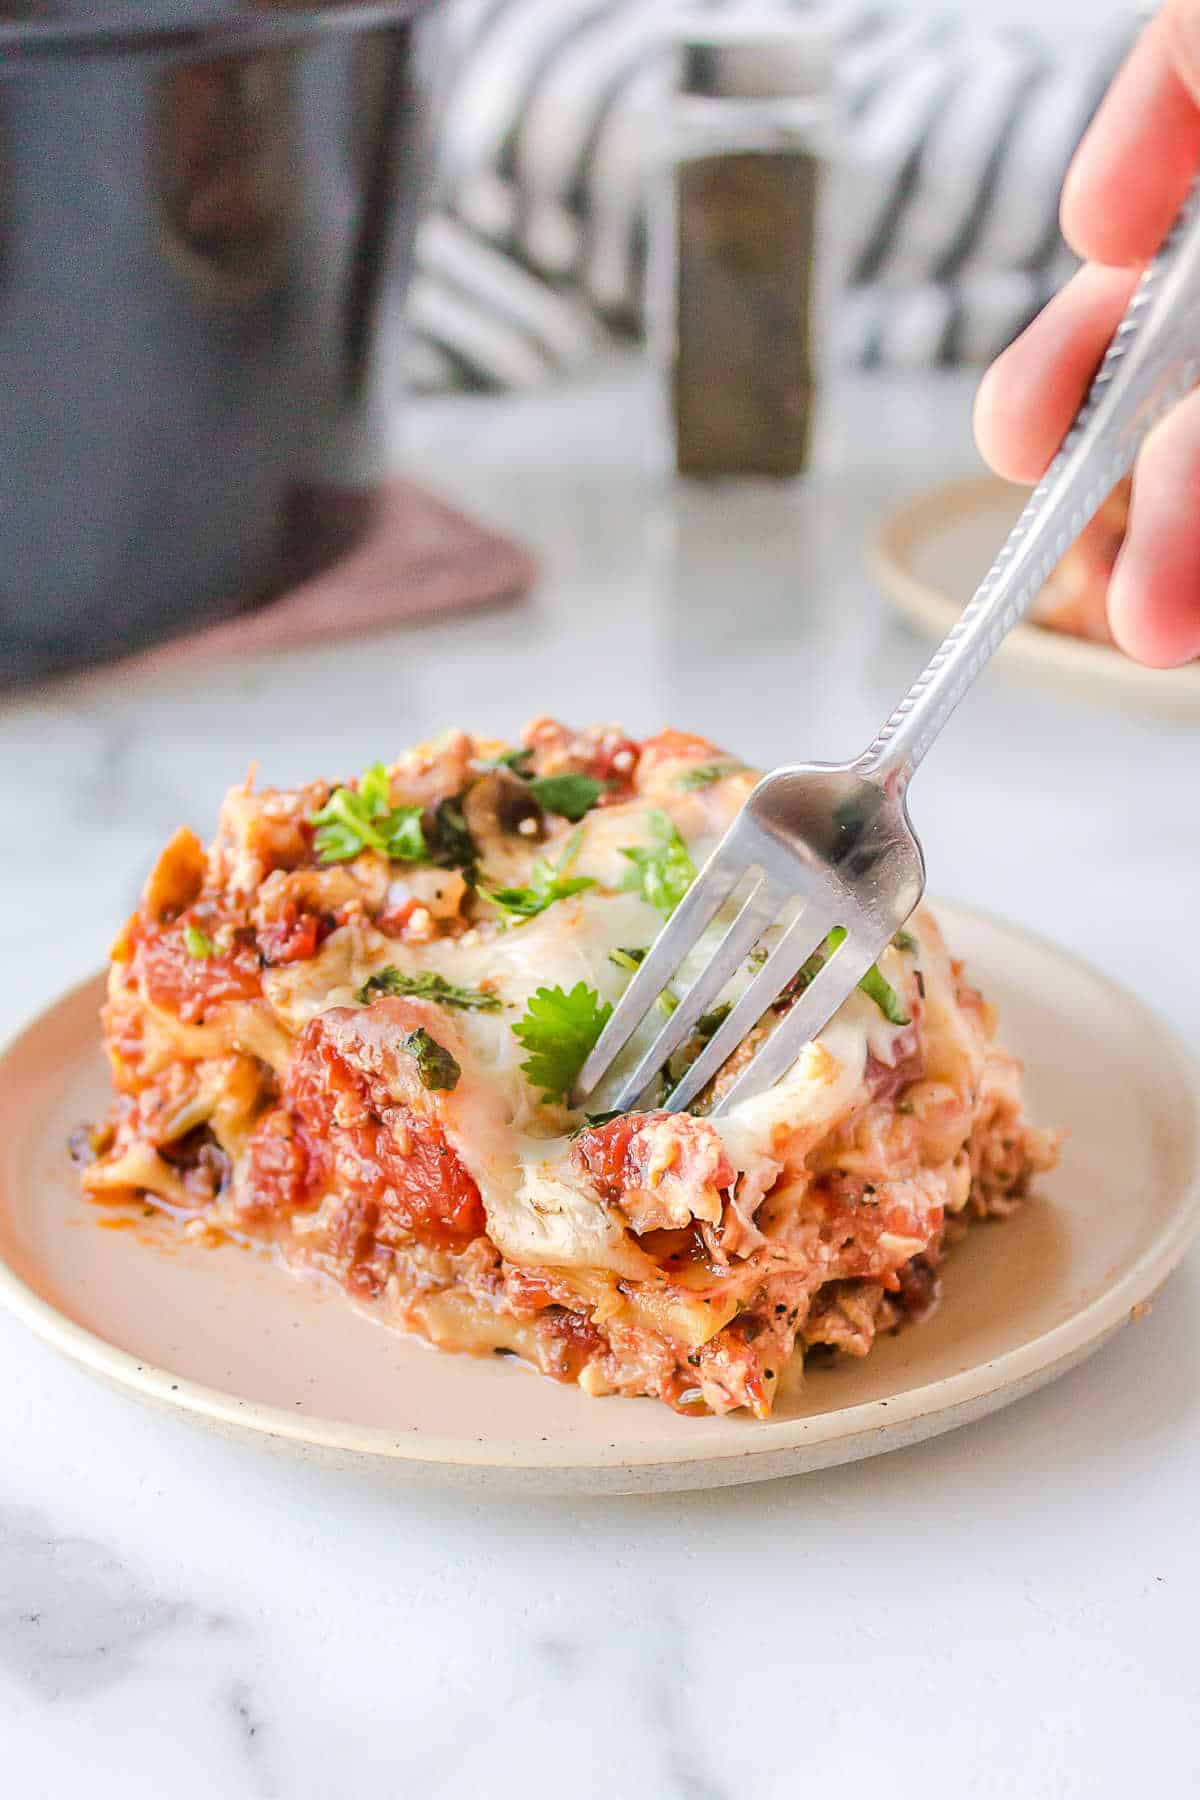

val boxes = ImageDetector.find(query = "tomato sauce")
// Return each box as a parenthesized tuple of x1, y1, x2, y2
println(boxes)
(536, 1307, 606, 1381)
(810, 1176, 941, 1282)
(256, 905, 326, 965)
(241, 1108, 312, 1216)
(281, 1019, 486, 1254)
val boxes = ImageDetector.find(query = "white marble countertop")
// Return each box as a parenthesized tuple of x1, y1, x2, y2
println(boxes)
(3, 359, 1198, 1796)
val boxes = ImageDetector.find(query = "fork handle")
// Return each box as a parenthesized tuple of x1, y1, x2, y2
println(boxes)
(857, 173, 1200, 793)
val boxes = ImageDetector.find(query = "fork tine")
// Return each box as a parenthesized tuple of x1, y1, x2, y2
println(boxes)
(605, 874, 783, 1111)
(706, 934, 883, 1115)
(572, 841, 743, 1100)
(660, 907, 836, 1113)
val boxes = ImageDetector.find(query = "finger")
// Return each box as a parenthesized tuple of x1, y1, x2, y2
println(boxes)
(973, 264, 1140, 484)
(1061, 9, 1200, 268)
(1107, 386, 1200, 667)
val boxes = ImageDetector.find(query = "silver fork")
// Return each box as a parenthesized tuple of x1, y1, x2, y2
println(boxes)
(577, 174, 1200, 1118)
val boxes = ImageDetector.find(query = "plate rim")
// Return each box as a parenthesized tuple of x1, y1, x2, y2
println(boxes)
(3, 904, 1199, 1479)
(871, 473, 1200, 705)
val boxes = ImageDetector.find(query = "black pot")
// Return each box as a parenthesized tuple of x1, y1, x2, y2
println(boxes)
(0, 0, 442, 678)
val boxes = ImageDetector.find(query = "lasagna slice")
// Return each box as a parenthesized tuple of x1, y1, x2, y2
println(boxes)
(79, 720, 1056, 1418)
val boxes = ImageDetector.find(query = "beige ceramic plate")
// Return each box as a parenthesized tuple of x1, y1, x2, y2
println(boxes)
(872, 475, 1200, 712)
(2, 904, 1198, 1495)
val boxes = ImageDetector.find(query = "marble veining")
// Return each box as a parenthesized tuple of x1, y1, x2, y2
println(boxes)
(1, 362, 1198, 1797)
(0, 1504, 233, 1702)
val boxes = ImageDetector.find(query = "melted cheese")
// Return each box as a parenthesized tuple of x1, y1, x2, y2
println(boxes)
(121, 775, 960, 1276)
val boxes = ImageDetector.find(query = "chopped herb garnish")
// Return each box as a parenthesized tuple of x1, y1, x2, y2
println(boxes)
(381, 808, 429, 863)
(356, 967, 501, 1012)
(399, 1026, 461, 1092)
(857, 962, 911, 1025)
(310, 762, 430, 866)
(619, 810, 696, 917)
(892, 929, 918, 954)
(783, 925, 910, 1026)
(357, 762, 391, 815)
(484, 755, 605, 820)
(695, 1002, 732, 1040)
(568, 1107, 624, 1138)
(609, 944, 678, 1017)
(527, 773, 606, 821)
(486, 828, 595, 923)
(674, 763, 742, 791)
(511, 981, 612, 1105)
(494, 748, 534, 776)
(427, 795, 477, 871)
(183, 923, 217, 959)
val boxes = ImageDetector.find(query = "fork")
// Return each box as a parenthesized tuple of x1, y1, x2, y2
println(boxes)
(577, 174, 1200, 1118)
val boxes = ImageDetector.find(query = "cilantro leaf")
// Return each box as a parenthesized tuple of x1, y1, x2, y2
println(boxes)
(493, 748, 534, 776)
(892, 928, 918, 954)
(511, 982, 612, 1104)
(399, 1026, 461, 1092)
(357, 761, 392, 816)
(674, 763, 743, 792)
(619, 810, 696, 917)
(426, 795, 477, 871)
(486, 828, 595, 923)
(183, 923, 216, 959)
(356, 967, 501, 1012)
(310, 764, 431, 867)
(695, 1002, 731, 1039)
(608, 945, 678, 1018)
(526, 773, 606, 821)
(380, 807, 429, 862)
(784, 926, 910, 1026)
(857, 963, 910, 1026)
(568, 1108, 624, 1138)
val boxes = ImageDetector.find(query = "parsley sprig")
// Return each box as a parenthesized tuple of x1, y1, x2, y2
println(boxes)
(619, 811, 696, 917)
(486, 828, 595, 923)
(356, 967, 502, 1011)
(674, 762, 743, 792)
(310, 762, 430, 866)
(511, 982, 612, 1104)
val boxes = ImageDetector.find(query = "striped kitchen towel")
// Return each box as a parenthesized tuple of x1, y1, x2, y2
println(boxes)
(403, 1, 1138, 390)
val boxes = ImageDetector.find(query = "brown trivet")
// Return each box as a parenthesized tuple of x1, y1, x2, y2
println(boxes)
(131, 477, 536, 672)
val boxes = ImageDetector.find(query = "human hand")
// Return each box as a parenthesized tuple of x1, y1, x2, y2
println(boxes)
(974, 0, 1200, 667)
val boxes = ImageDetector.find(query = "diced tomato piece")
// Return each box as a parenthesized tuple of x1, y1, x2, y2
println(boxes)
(135, 917, 262, 1022)
(257, 906, 326, 965)
(571, 1113, 644, 1199)
(635, 730, 720, 778)
(376, 897, 420, 937)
